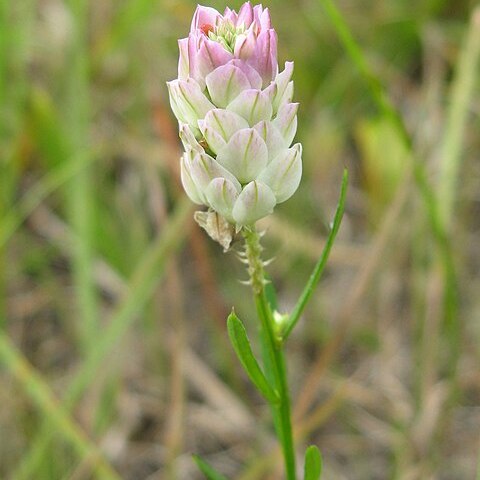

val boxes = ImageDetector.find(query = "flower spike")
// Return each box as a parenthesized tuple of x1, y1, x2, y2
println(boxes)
(167, 2, 302, 247)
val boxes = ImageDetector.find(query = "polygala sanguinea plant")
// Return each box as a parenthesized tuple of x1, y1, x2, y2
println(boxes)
(167, 2, 301, 248)
(167, 3, 348, 479)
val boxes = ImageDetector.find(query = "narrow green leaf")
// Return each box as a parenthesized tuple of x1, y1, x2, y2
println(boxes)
(193, 455, 229, 480)
(227, 311, 279, 404)
(283, 169, 348, 340)
(304, 445, 323, 480)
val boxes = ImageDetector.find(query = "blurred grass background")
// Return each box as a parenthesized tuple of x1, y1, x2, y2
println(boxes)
(1, 0, 480, 478)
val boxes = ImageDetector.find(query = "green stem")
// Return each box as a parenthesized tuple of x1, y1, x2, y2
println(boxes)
(243, 228, 296, 480)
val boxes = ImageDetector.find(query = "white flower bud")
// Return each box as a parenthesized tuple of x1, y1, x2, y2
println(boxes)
(258, 144, 302, 203)
(216, 128, 268, 183)
(205, 178, 239, 223)
(168, 14, 303, 238)
(227, 89, 272, 126)
(232, 181, 276, 225)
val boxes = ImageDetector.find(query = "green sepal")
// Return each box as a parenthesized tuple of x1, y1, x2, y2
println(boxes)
(193, 454, 229, 480)
(227, 310, 279, 404)
(304, 445, 323, 480)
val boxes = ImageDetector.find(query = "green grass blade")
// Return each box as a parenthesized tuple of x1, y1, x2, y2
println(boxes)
(0, 334, 120, 480)
(193, 454, 229, 480)
(0, 151, 95, 250)
(319, 0, 411, 147)
(93, 0, 161, 61)
(13, 198, 193, 479)
(319, 0, 459, 376)
(438, 8, 480, 228)
(283, 169, 348, 340)
(65, 0, 97, 351)
(0, 0, 35, 327)
(304, 445, 323, 480)
(227, 311, 279, 404)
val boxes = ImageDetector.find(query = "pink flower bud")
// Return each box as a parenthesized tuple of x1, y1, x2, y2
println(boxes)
(167, 3, 302, 233)
(181, 2, 278, 89)
(190, 5, 221, 32)
(247, 29, 278, 86)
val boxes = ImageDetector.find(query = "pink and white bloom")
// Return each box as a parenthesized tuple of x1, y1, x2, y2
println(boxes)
(168, 2, 302, 231)
(184, 2, 277, 88)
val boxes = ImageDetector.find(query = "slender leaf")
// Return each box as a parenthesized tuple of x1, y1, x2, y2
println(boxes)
(227, 311, 279, 404)
(283, 169, 348, 340)
(193, 455, 229, 480)
(304, 445, 323, 480)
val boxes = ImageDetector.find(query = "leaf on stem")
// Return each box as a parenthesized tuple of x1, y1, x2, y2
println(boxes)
(193, 455, 229, 480)
(282, 169, 348, 340)
(304, 445, 323, 480)
(227, 310, 279, 403)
